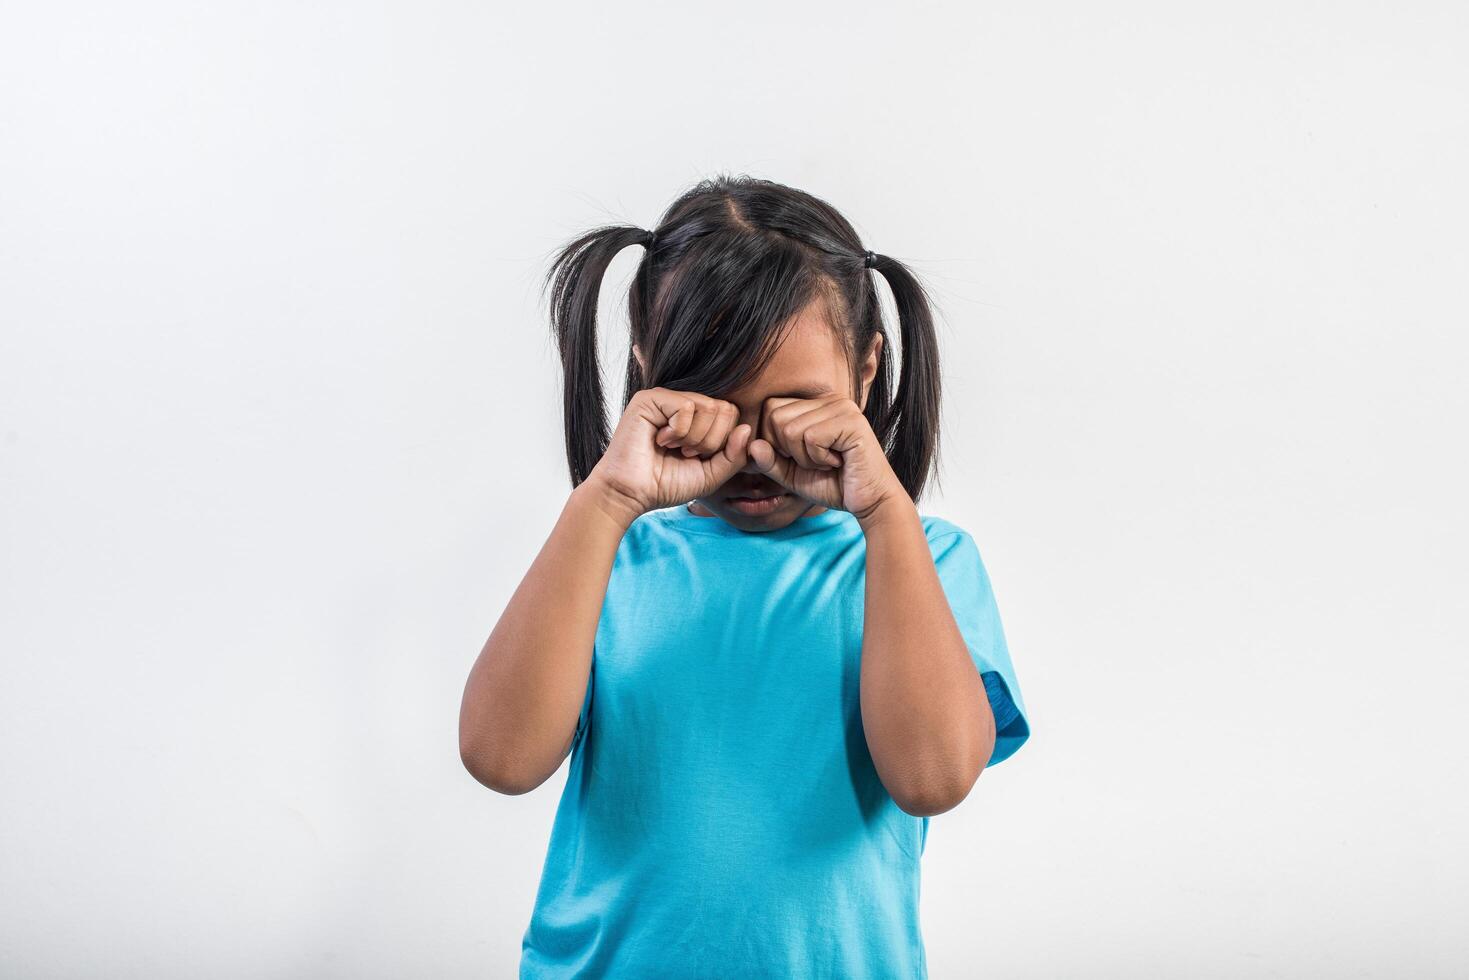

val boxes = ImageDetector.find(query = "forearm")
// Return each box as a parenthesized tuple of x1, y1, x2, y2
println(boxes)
(858, 498, 996, 816)
(459, 478, 638, 793)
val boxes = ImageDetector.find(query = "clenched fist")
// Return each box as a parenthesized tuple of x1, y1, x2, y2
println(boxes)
(747, 394, 904, 522)
(583, 387, 754, 519)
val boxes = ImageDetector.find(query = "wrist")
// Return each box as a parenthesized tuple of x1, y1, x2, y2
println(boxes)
(572, 476, 645, 533)
(854, 489, 920, 535)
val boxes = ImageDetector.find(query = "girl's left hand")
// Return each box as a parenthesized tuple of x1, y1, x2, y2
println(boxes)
(748, 395, 907, 522)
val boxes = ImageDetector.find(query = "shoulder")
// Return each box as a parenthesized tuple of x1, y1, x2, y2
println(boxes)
(619, 508, 670, 552)
(917, 512, 994, 574)
(625, 508, 668, 537)
(917, 514, 1003, 609)
(917, 512, 974, 547)
(610, 508, 689, 567)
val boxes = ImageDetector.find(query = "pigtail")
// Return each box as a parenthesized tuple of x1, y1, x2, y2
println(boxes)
(543, 225, 654, 488)
(865, 253, 943, 502)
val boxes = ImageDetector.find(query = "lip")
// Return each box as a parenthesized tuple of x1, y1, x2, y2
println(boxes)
(727, 493, 788, 516)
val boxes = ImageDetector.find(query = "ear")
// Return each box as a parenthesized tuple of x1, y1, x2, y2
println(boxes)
(632, 343, 646, 377)
(857, 333, 883, 411)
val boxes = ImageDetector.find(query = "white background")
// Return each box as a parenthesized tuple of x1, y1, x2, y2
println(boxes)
(3, 2, 1466, 977)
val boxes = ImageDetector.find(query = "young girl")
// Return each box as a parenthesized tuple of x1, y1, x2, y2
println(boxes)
(460, 174, 1031, 978)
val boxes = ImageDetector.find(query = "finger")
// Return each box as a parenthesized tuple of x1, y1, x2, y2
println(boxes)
(703, 423, 753, 483)
(801, 428, 844, 470)
(747, 437, 797, 490)
(655, 402, 696, 448)
(806, 404, 858, 469)
(766, 396, 832, 430)
(759, 396, 830, 462)
(640, 390, 702, 452)
(689, 402, 739, 458)
(641, 387, 703, 424)
(640, 388, 696, 443)
(678, 401, 720, 456)
(757, 403, 796, 461)
(771, 400, 848, 470)
(755, 398, 785, 457)
(783, 421, 820, 470)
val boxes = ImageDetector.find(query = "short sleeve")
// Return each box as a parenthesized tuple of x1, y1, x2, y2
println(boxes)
(929, 529, 1031, 767)
(570, 659, 595, 753)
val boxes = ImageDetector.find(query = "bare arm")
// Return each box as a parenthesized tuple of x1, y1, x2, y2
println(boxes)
(744, 393, 997, 817)
(858, 497, 997, 817)
(458, 479, 638, 794)
(458, 388, 752, 796)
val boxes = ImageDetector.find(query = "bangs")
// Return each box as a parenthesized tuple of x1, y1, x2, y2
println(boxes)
(547, 172, 940, 500)
(643, 232, 837, 399)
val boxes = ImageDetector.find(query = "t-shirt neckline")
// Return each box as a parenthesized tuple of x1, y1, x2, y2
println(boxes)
(650, 500, 853, 539)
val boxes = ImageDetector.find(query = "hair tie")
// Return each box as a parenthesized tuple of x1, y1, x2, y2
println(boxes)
(862, 250, 878, 269)
(640, 228, 657, 248)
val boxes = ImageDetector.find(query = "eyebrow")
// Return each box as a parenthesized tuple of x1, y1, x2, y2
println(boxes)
(767, 385, 833, 399)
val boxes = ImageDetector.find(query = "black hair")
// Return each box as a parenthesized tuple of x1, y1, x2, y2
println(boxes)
(541, 173, 944, 502)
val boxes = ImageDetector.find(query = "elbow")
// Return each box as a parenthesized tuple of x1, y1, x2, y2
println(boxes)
(891, 769, 977, 817)
(887, 753, 982, 816)
(459, 729, 546, 796)
(889, 728, 995, 817)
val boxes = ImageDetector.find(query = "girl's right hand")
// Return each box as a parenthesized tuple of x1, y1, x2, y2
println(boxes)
(584, 387, 753, 519)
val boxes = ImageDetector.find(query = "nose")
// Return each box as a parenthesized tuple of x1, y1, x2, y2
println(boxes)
(737, 405, 765, 473)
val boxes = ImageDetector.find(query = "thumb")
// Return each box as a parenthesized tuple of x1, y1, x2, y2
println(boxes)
(704, 423, 754, 483)
(746, 437, 796, 489)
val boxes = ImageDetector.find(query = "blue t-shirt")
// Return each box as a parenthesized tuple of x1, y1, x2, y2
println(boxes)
(520, 501, 1031, 979)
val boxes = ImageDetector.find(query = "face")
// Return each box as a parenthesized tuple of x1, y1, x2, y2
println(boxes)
(635, 300, 882, 532)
